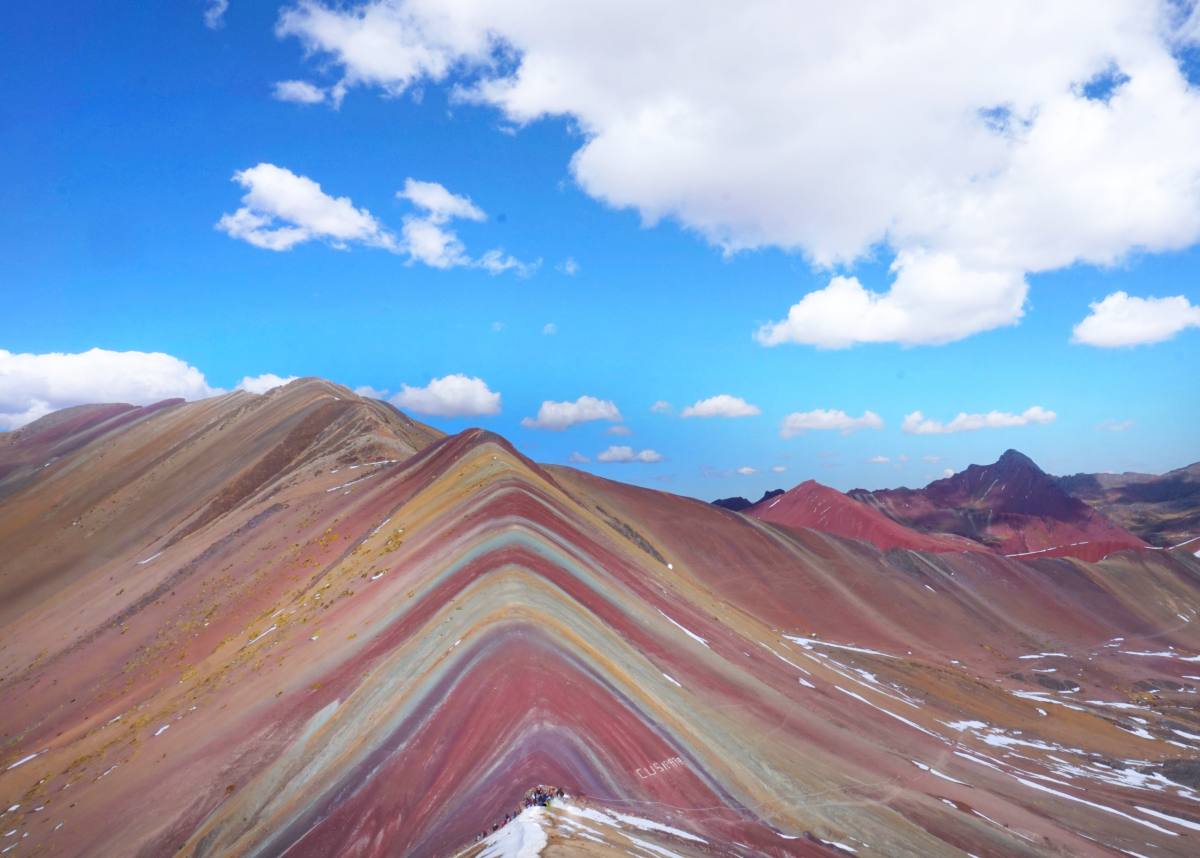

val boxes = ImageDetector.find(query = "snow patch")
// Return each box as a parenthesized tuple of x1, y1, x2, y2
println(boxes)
(478, 806, 548, 858)
(658, 610, 709, 648)
(1136, 805, 1200, 832)
(784, 635, 897, 658)
(247, 625, 277, 646)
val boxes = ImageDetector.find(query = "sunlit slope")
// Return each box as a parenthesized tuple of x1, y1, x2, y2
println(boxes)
(0, 389, 1197, 857)
(0, 378, 440, 626)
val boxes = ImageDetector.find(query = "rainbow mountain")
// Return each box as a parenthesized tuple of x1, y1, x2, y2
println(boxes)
(1, 379, 1198, 857)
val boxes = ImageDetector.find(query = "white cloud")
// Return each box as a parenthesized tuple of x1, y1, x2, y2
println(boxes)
(568, 451, 589, 463)
(922, 454, 943, 463)
(558, 257, 579, 275)
(275, 1, 1200, 346)
(389, 373, 501, 417)
(597, 445, 662, 463)
(902, 405, 1056, 435)
(396, 178, 482, 268)
(217, 163, 395, 251)
(204, 0, 228, 29)
(649, 400, 672, 414)
(542, 322, 557, 335)
(521, 395, 621, 430)
(217, 167, 535, 272)
(236, 373, 298, 394)
(606, 424, 632, 436)
(736, 466, 757, 475)
(477, 249, 540, 277)
(868, 455, 890, 464)
(490, 321, 505, 332)
(395, 178, 537, 273)
(756, 254, 1028, 348)
(273, 80, 329, 104)
(1071, 291, 1200, 347)
(0, 348, 220, 430)
(1098, 418, 1135, 432)
(770, 465, 787, 473)
(943, 468, 956, 478)
(680, 394, 760, 419)
(779, 409, 883, 438)
(398, 178, 486, 223)
(400, 215, 469, 268)
(355, 385, 389, 399)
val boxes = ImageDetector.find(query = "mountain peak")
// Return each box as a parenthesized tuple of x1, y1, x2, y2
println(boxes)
(995, 448, 1041, 473)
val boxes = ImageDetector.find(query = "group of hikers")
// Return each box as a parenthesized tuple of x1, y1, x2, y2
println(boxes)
(474, 785, 566, 842)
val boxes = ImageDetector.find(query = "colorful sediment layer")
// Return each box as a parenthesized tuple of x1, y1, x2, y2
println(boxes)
(1, 380, 1198, 857)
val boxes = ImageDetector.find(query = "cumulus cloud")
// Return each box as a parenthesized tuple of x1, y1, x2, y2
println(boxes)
(521, 395, 621, 430)
(868, 455, 890, 464)
(942, 467, 956, 478)
(275, 1, 1200, 346)
(355, 385, 389, 399)
(680, 394, 760, 419)
(389, 373, 501, 417)
(236, 373, 298, 394)
(1071, 291, 1200, 347)
(770, 465, 787, 473)
(568, 451, 589, 463)
(1098, 418, 1135, 432)
(396, 178, 537, 273)
(217, 163, 396, 251)
(902, 405, 1056, 435)
(922, 454, 943, 463)
(399, 178, 486, 223)
(217, 166, 536, 272)
(649, 400, 672, 414)
(477, 249, 539, 276)
(558, 257, 579, 275)
(0, 348, 220, 430)
(396, 178, 483, 268)
(756, 254, 1028, 348)
(597, 445, 662, 463)
(779, 409, 883, 438)
(736, 466, 757, 475)
(204, 0, 228, 29)
(272, 80, 329, 104)
(606, 424, 632, 436)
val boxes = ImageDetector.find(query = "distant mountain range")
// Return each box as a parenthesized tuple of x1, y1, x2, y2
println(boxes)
(747, 478, 988, 554)
(711, 488, 783, 512)
(1057, 461, 1200, 548)
(717, 448, 1198, 560)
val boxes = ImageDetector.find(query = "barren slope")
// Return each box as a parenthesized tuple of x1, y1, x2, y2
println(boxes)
(1059, 462, 1200, 548)
(746, 480, 987, 554)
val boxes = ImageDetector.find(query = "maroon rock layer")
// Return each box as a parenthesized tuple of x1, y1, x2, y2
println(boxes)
(850, 449, 1147, 560)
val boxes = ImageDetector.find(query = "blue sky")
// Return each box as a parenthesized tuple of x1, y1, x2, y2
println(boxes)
(2, 2, 1199, 499)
